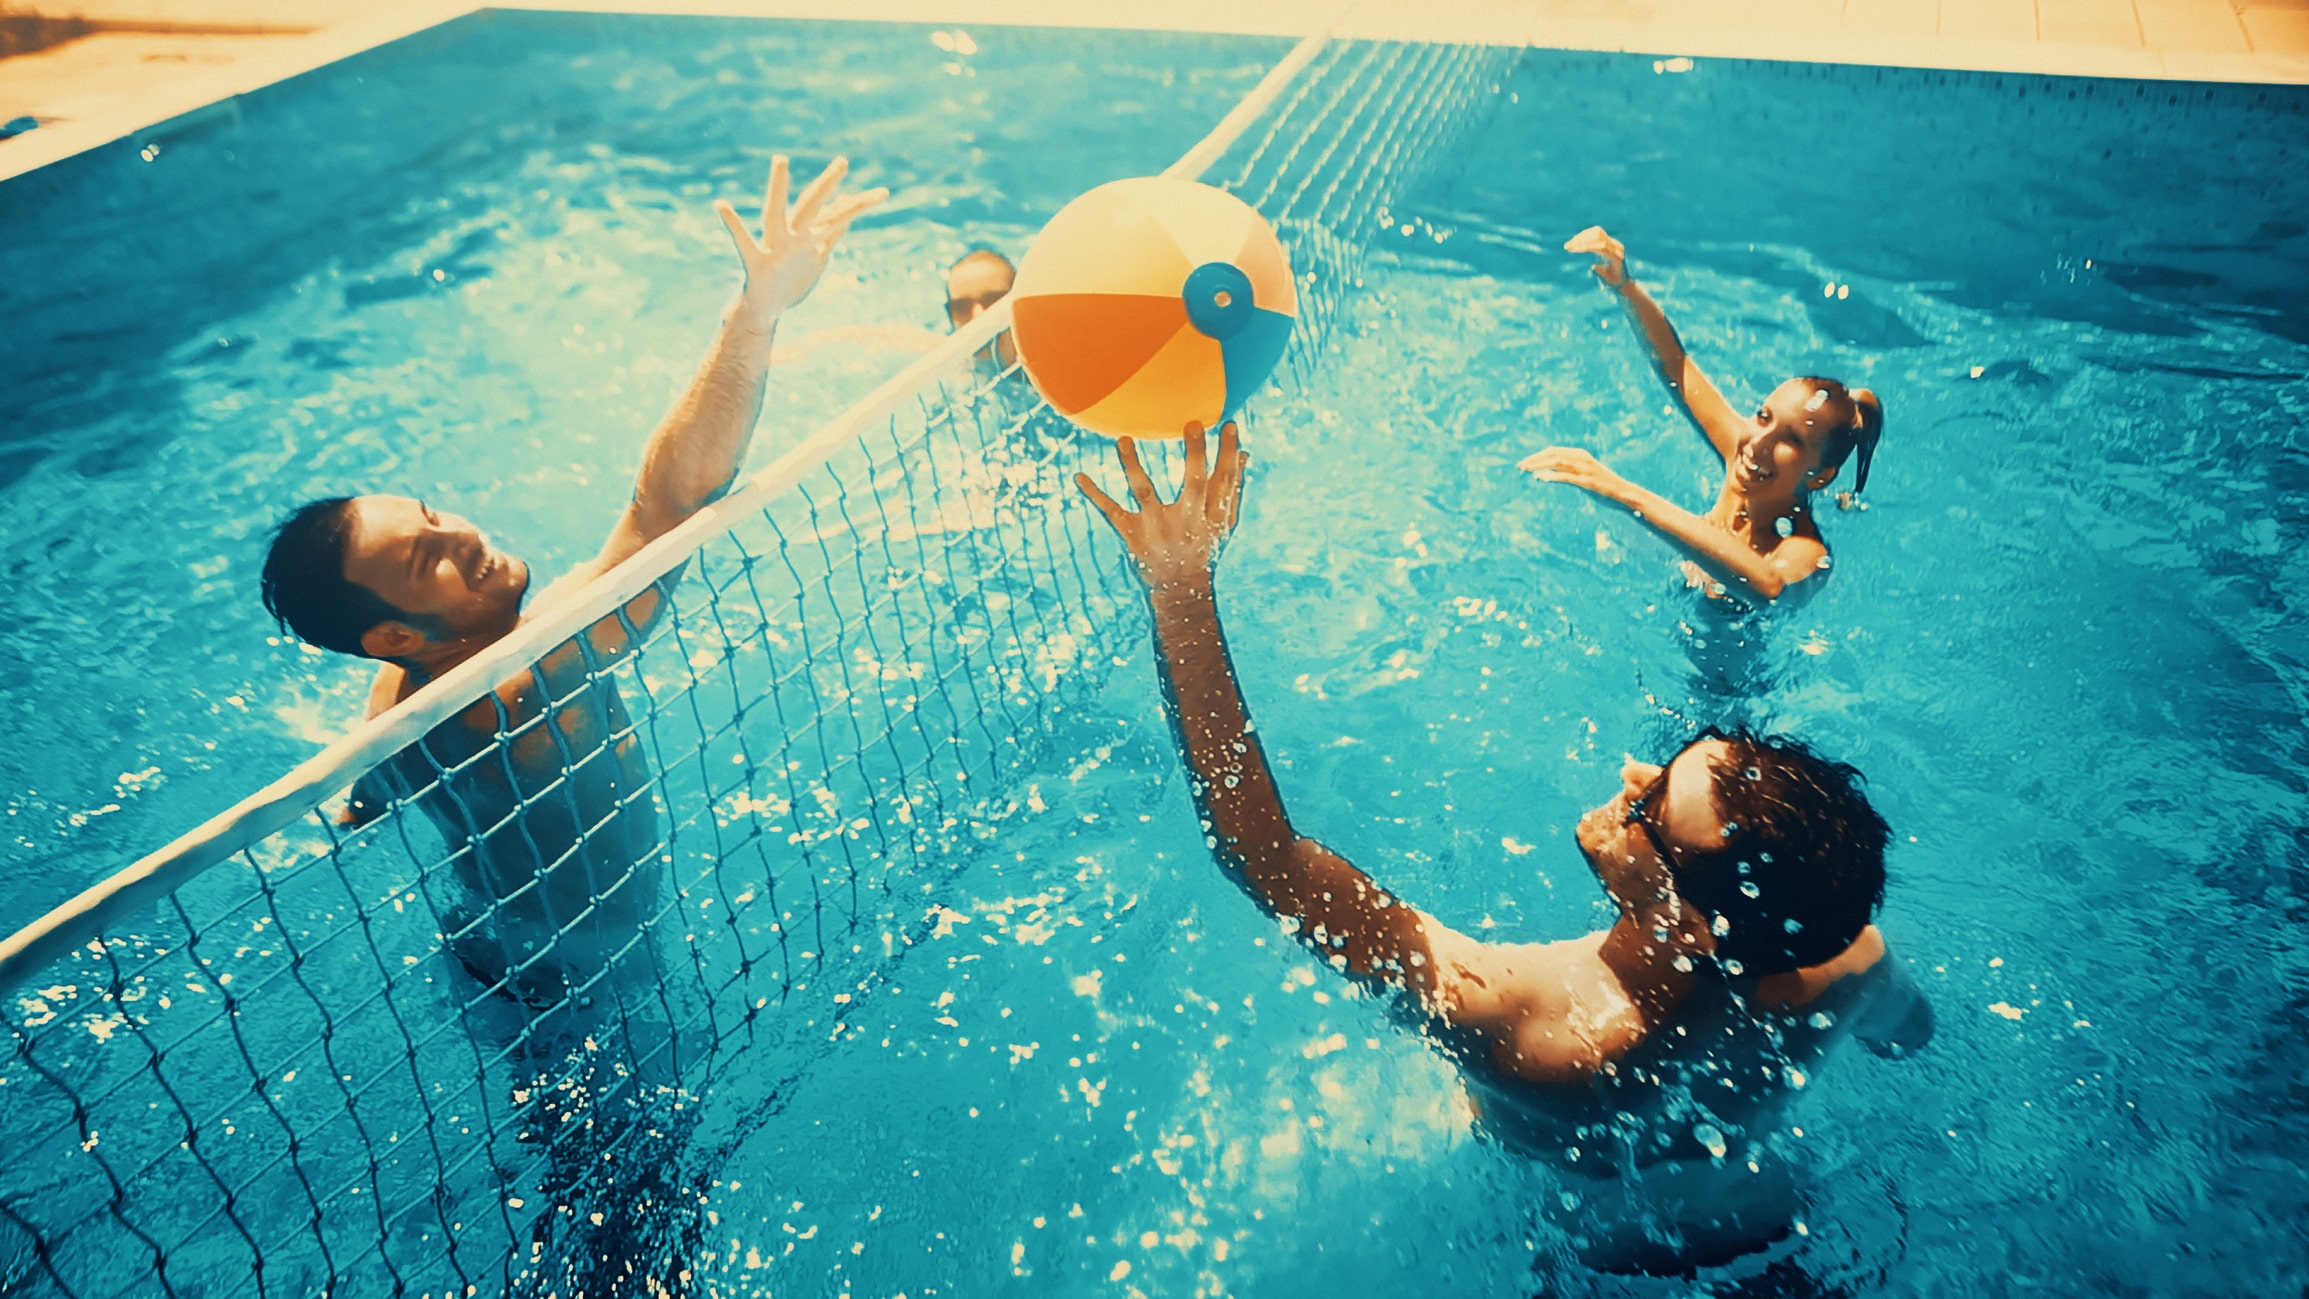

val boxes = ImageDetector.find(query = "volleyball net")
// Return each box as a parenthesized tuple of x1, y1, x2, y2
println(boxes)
(0, 26, 1517, 1299)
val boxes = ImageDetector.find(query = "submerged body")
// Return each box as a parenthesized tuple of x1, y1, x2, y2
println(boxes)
(356, 587, 670, 1006)
(1436, 924, 1923, 1269)
(1076, 422, 1929, 1273)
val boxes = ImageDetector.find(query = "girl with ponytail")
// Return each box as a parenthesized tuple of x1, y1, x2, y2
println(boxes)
(1520, 226, 1883, 605)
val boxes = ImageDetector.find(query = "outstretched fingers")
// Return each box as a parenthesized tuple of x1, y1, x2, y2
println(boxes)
(815, 188, 888, 246)
(713, 199, 756, 257)
(760, 155, 791, 245)
(1117, 437, 1162, 511)
(1209, 421, 1246, 531)
(1075, 473, 1133, 537)
(789, 156, 849, 235)
(1181, 421, 1209, 499)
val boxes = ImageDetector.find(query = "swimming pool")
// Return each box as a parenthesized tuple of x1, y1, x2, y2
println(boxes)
(4, 12, 2306, 1297)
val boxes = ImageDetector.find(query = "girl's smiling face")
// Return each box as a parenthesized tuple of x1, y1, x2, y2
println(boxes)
(1732, 379, 1844, 501)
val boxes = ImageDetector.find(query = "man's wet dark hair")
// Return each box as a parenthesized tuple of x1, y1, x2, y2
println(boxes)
(947, 246, 1015, 279)
(1797, 376, 1884, 496)
(260, 496, 407, 658)
(1670, 729, 1890, 977)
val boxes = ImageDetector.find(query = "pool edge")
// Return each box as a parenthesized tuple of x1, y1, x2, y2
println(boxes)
(0, 1, 479, 185)
(4, 1, 2304, 185)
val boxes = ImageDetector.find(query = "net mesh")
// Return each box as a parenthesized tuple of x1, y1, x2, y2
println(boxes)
(0, 31, 1517, 1299)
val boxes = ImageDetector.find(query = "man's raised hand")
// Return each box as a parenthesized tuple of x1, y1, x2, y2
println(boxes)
(716, 155, 888, 325)
(1076, 421, 1247, 588)
(1563, 225, 1628, 288)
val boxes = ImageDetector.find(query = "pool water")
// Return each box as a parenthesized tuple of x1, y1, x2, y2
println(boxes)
(0, 11, 1287, 922)
(5, 15, 2307, 1297)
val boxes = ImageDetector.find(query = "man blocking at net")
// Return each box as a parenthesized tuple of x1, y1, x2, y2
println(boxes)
(1076, 423, 1933, 1276)
(259, 156, 885, 1010)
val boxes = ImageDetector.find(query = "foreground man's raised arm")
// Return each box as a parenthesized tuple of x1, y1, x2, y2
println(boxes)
(1076, 424, 1443, 996)
(1075, 425, 1646, 1080)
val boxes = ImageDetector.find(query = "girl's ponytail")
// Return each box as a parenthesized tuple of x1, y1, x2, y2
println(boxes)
(1848, 387, 1883, 495)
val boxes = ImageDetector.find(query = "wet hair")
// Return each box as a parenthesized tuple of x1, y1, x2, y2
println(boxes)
(947, 246, 1015, 282)
(1796, 377, 1884, 495)
(1669, 729, 1890, 977)
(260, 497, 409, 658)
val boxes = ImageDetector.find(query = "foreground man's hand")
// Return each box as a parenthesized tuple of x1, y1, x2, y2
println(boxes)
(1075, 420, 1247, 588)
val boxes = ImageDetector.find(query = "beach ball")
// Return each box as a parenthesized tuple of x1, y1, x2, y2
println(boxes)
(1010, 177, 1296, 438)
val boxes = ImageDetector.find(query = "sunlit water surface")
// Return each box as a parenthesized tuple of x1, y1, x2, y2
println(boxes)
(2, 17, 2305, 1297)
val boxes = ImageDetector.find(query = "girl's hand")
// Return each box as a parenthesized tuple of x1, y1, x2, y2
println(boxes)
(1520, 446, 1629, 501)
(1563, 226, 1628, 288)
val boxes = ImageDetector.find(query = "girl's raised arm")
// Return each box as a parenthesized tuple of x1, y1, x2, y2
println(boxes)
(1567, 227, 1745, 464)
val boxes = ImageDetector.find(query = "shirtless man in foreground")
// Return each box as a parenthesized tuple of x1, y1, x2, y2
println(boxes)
(260, 154, 884, 1010)
(1077, 422, 1933, 1275)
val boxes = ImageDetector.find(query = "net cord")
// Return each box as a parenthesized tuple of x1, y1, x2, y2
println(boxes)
(0, 18, 1344, 1000)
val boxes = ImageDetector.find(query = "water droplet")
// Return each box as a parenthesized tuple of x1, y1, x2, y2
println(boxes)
(1783, 918, 1803, 933)
(1712, 915, 1731, 937)
(1739, 881, 1762, 899)
(1694, 1122, 1728, 1159)
(1743, 766, 1762, 781)
(1808, 1011, 1834, 1029)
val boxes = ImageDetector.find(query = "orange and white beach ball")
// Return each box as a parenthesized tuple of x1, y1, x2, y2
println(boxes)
(1010, 177, 1296, 439)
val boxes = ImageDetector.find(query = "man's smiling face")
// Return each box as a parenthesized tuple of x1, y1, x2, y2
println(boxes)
(337, 494, 529, 651)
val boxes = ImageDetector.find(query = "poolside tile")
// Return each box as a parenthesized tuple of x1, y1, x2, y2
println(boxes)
(2133, 0, 2254, 50)
(2240, 4, 2309, 50)
(6, 0, 2308, 188)
(1532, 0, 1661, 19)
(1842, 0, 1941, 39)
(1939, 0, 2041, 39)
(1668, 0, 1849, 30)
(2037, 0, 2145, 43)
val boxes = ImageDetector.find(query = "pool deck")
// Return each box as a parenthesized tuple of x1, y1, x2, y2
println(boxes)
(2, 0, 2304, 182)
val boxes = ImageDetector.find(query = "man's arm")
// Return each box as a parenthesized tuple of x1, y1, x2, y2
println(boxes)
(1078, 427, 1662, 1083)
(1850, 953, 1935, 1059)
(1519, 447, 1825, 602)
(1564, 226, 1744, 462)
(531, 155, 887, 623)
(1076, 424, 1446, 1003)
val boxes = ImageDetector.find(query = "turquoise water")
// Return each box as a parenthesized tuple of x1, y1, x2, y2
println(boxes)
(4, 15, 2306, 1297)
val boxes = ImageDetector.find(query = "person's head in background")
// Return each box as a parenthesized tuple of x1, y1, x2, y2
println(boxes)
(946, 248, 1017, 370)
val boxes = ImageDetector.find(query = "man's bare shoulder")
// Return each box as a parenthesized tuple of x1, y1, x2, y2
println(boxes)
(1422, 919, 1642, 1085)
(1752, 924, 1886, 1012)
